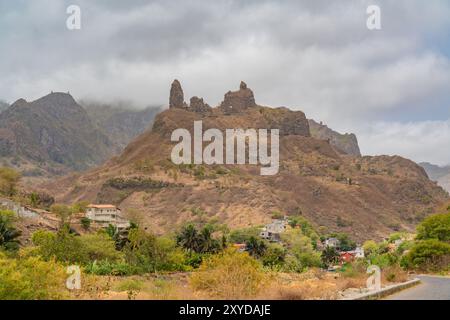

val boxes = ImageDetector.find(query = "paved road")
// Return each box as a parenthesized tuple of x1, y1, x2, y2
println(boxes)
(385, 275, 450, 300)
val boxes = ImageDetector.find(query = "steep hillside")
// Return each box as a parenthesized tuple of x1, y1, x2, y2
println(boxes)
(420, 162, 450, 193)
(308, 119, 361, 156)
(43, 81, 448, 241)
(0, 92, 114, 176)
(82, 101, 161, 151)
(0, 100, 9, 113)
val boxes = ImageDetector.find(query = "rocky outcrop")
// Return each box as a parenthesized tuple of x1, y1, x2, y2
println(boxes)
(189, 96, 212, 113)
(220, 81, 257, 114)
(308, 119, 361, 156)
(263, 107, 311, 137)
(169, 79, 186, 109)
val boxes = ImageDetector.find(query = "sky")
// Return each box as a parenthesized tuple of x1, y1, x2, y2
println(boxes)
(0, 0, 449, 165)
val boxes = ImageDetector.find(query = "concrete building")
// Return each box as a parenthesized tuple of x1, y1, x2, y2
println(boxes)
(260, 219, 287, 242)
(86, 204, 130, 229)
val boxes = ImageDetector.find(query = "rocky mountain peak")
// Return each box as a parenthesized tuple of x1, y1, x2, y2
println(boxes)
(220, 81, 256, 114)
(11, 98, 27, 108)
(189, 96, 212, 113)
(169, 79, 186, 109)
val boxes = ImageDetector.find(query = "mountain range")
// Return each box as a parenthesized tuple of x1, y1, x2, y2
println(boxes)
(0, 93, 160, 177)
(42, 81, 449, 241)
(420, 162, 450, 193)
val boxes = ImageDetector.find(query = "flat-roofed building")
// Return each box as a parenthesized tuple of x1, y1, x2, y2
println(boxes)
(86, 204, 130, 229)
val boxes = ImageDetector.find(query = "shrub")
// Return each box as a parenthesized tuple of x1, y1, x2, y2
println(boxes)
(416, 213, 450, 242)
(32, 229, 122, 265)
(124, 229, 187, 272)
(271, 211, 284, 220)
(0, 253, 67, 300)
(262, 244, 286, 268)
(370, 252, 398, 268)
(228, 227, 261, 243)
(245, 236, 267, 258)
(401, 240, 450, 272)
(190, 248, 266, 299)
(80, 217, 91, 230)
(362, 240, 378, 256)
(321, 246, 340, 267)
(32, 229, 87, 264)
(78, 233, 123, 263)
(0, 210, 21, 251)
(0, 167, 20, 196)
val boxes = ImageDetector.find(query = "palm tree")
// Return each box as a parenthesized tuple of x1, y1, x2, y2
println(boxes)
(198, 227, 220, 254)
(0, 213, 21, 251)
(177, 224, 200, 252)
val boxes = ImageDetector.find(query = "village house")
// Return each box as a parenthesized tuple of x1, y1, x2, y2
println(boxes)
(352, 246, 365, 258)
(339, 251, 355, 264)
(260, 219, 287, 242)
(324, 237, 340, 248)
(85, 204, 130, 229)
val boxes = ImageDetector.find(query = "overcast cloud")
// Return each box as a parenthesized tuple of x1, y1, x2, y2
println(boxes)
(0, 0, 449, 165)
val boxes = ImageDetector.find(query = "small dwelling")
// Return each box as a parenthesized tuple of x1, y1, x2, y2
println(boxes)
(324, 237, 340, 248)
(260, 219, 287, 242)
(340, 252, 355, 264)
(353, 246, 365, 258)
(86, 204, 130, 229)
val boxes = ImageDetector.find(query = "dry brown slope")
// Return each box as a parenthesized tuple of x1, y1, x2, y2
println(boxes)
(43, 104, 448, 242)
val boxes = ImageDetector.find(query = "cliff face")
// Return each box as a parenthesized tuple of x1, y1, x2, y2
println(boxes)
(308, 119, 361, 157)
(83, 102, 161, 152)
(43, 80, 448, 242)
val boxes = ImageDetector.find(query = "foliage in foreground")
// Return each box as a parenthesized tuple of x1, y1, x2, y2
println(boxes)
(190, 248, 266, 299)
(0, 252, 67, 300)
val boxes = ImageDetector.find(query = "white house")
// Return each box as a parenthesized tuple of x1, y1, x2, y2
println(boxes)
(353, 246, 365, 258)
(86, 204, 130, 229)
(324, 237, 340, 248)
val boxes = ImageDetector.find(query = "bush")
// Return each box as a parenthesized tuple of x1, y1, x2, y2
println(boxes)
(0, 210, 21, 251)
(0, 167, 20, 196)
(362, 240, 378, 256)
(80, 217, 91, 230)
(401, 240, 450, 272)
(78, 233, 123, 263)
(228, 227, 261, 243)
(32, 229, 122, 265)
(416, 213, 450, 242)
(0, 253, 67, 300)
(370, 252, 398, 268)
(321, 246, 340, 267)
(190, 248, 266, 299)
(124, 229, 187, 273)
(261, 244, 286, 268)
(85, 260, 136, 276)
(32, 229, 87, 264)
